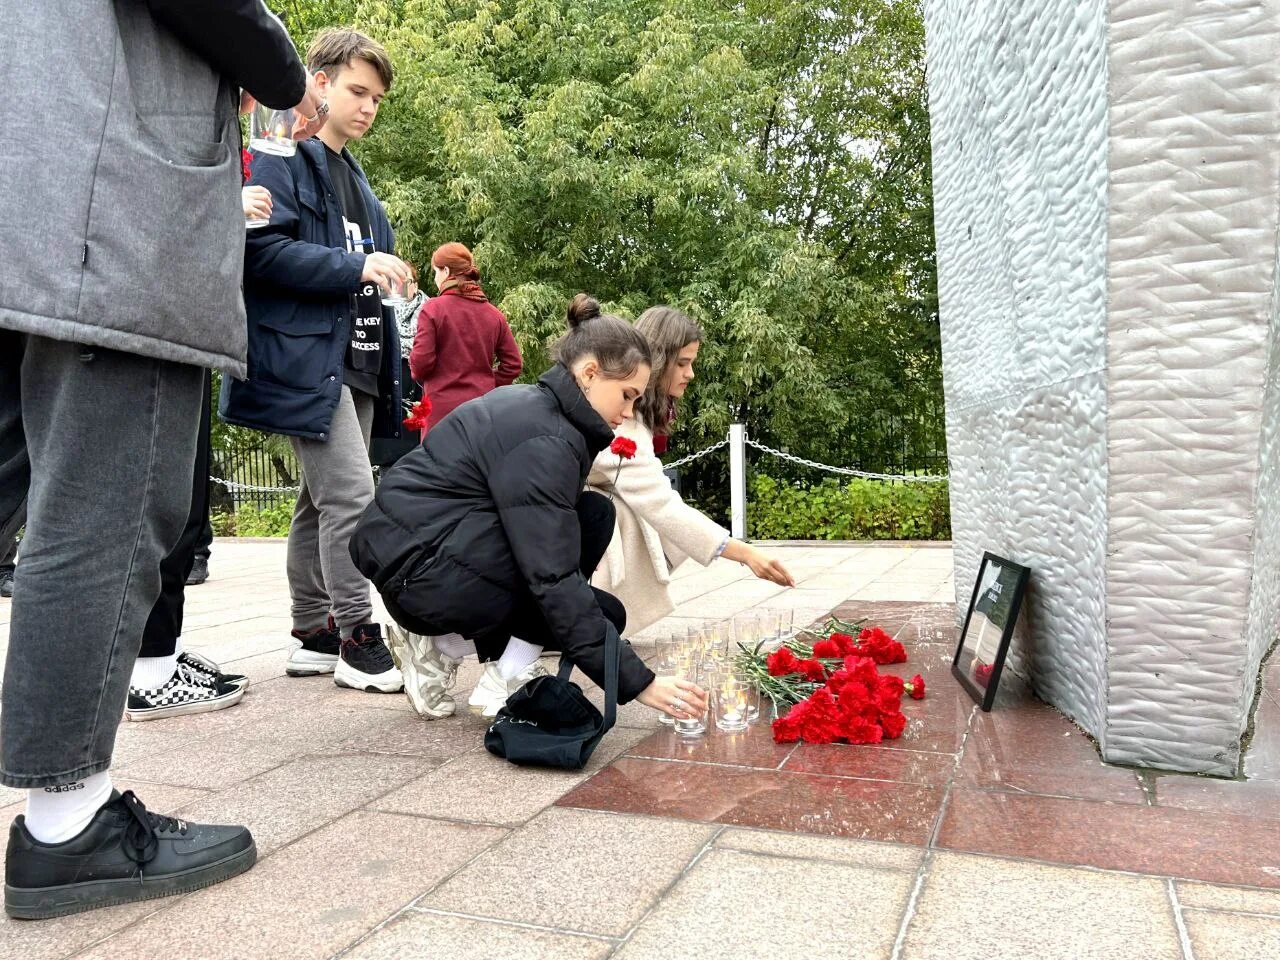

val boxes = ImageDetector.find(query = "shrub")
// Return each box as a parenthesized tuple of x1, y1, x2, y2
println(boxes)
(746, 475, 949, 541)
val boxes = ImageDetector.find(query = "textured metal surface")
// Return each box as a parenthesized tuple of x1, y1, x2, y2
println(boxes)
(926, 0, 1110, 737)
(1104, 1, 1280, 775)
(928, 0, 1280, 774)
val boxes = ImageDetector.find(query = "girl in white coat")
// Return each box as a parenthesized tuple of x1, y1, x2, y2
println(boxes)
(588, 306, 794, 635)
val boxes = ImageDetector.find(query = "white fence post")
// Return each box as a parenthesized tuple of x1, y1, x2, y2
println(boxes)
(729, 423, 747, 540)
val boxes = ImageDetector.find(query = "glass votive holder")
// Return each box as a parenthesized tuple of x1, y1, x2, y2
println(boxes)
(714, 677, 751, 733)
(655, 634, 681, 726)
(245, 215, 270, 230)
(673, 661, 707, 738)
(732, 612, 759, 652)
(742, 677, 761, 723)
(380, 277, 409, 307)
(249, 103, 297, 157)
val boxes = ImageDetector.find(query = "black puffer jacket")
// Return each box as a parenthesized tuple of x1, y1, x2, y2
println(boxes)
(351, 363, 656, 702)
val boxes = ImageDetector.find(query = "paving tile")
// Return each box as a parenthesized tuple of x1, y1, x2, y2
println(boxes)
(900, 851, 1182, 959)
(170, 753, 439, 855)
(783, 743, 956, 786)
(112, 734, 300, 789)
(1183, 909, 1280, 960)
(616, 847, 913, 960)
(423, 806, 715, 936)
(558, 757, 943, 844)
(937, 789, 1280, 888)
(74, 812, 506, 960)
(0, 899, 173, 960)
(958, 702, 1147, 803)
(345, 911, 614, 960)
(1177, 882, 1280, 916)
(374, 728, 650, 826)
(626, 721, 798, 770)
(715, 827, 925, 870)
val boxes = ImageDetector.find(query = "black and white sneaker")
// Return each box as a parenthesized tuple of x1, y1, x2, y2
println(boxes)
(335, 623, 404, 693)
(178, 650, 248, 691)
(124, 663, 245, 722)
(5, 790, 255, 919)
(286, 616, 341, 677)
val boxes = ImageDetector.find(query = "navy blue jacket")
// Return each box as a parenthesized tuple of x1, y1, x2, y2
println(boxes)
(219, 139, 402, 441)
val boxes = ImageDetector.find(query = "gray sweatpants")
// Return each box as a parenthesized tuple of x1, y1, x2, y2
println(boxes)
(0, 333, 201, 788)
(287, 386, 375, 636)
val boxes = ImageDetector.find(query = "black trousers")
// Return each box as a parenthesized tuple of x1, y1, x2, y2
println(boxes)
(0, 503, 20, 572)
(472, 491, 625, 661)
(138, 370, 212, 658)
(384, 491, 624, 660)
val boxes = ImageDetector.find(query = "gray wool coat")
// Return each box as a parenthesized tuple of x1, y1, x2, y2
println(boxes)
(0, 1, 305, 376)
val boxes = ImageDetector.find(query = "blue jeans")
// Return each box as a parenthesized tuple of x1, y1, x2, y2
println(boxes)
(0, 333, 202, 787)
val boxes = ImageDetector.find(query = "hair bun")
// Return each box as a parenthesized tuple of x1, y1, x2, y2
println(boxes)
(566, 293, 601, 329)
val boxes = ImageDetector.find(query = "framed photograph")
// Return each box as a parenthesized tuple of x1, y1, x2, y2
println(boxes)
(952, 552, 1031, 711)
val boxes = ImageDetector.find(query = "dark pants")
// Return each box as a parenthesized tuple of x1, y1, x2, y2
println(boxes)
(382, 491, 624, 660)
(0, 333, 202, 788)
(139, 369, 212, 658)
(474, 491, 625, 661)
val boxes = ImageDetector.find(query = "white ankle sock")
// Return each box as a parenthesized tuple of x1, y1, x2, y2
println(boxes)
(497, 637, 543, 680)
(435, 634, 475, 660)
(25, 771, 114, 844)
(131, 652, 179, 690)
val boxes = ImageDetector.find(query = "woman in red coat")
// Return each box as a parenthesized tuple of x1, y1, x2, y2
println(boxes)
(409, 242, 523, 435)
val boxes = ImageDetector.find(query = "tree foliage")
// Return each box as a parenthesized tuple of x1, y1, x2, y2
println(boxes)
(272, 0, 940, 507)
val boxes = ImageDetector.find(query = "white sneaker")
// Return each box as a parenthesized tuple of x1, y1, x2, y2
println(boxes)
(385, 623, 459, 719)
(467, 661, 548, 718)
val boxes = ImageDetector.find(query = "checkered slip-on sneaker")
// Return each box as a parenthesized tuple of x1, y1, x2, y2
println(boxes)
(177, 650, 248, 690)
(125, 662, 245, 722)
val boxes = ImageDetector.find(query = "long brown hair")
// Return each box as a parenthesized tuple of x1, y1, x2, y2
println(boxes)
(554, 294, 652, 380)
(633, 306, 703, 434)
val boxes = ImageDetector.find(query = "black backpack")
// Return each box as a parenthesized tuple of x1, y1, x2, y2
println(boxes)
(484, 625, 619, 770)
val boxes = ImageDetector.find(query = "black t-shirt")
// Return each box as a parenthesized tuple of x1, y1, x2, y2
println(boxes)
(325, 147, 383, 397)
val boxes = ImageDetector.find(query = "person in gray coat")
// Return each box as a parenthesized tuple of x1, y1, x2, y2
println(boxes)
(0, 0, 326, 920)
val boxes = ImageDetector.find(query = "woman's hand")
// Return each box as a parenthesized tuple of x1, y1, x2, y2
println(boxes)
(721, 539, 796, 587)
(637, 676, 708, 720)
(241, 185, 272, 222)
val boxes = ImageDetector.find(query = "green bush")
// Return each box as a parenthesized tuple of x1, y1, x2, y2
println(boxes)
(210, 499, 296, 538)
(746, 475, 950, 541)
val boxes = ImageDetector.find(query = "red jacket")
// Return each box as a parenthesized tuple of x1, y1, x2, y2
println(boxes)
(409, 289, 523, 431)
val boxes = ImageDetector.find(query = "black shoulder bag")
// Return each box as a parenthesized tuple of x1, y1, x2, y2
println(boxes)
(483, 624, 619, 770)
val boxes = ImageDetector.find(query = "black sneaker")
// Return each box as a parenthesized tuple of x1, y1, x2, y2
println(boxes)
(124, 663, 245, 721)
(335, 623, 404, 693)
(4, 790, 255, 919)
(177, 650, 248, 690)
(184, 557, 209, 586)
(0, 569, 12, 598)
(286, 616, 341, 677)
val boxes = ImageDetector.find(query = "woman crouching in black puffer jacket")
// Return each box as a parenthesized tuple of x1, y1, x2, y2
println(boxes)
(350, 294, 708, 723)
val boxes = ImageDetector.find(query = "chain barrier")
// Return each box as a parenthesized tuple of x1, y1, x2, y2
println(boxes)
(209, 476, 300, 494)
(743, 438, 948, 483)
(663, 438, 730, 470)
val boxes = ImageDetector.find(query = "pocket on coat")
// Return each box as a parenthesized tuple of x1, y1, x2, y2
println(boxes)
(252, 311, 338, 390)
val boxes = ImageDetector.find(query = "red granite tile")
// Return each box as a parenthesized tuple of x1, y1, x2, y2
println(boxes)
(1154, 773, 1280, 821)
(958, 702, 1147, 804)
(783, 743, 955, 786)
(937, 789, 1280, 888)
(626, 723, 798, 770)
(559, 757, 942, 844)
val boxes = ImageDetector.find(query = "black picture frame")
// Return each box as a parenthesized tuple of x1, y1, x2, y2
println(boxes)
(952, 552, 1031, 711)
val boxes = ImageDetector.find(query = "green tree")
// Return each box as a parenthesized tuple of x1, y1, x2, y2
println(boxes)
(270, 0, 940, 518)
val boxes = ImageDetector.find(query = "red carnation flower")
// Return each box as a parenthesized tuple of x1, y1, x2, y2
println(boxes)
(766, 647, 802, 677)
(877, 674, 906, 697)
(973, 662, 994, 686)
(880, 711, 908, 739)
(799, 658, 827, 683)
(812, 638, 843, 659)
(241, 148, 253, 184)
(402, 394, 433, 433)
(907, 675, 926, 700)
(610, 436, 638, 459)
(828, 632, 856, 656)
(843, 717, 884, 744)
